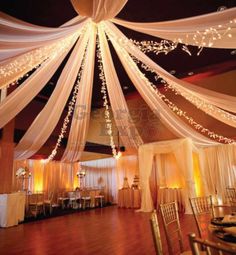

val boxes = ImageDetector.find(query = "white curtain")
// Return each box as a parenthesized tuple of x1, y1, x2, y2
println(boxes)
(98, 24, 143, 151)
(62, 23, 96, 162)
(14, 28, 90, 159)
(104, 21, 236, 123)
(112, 7, 236, 49)
(107, 28, 218, 147)
(80, 157, 117, 202)
(0, 38, 75, 128)
(199, 144, 236, 204)
(138, 138, 197, 212)
(0, 11, 87, 62)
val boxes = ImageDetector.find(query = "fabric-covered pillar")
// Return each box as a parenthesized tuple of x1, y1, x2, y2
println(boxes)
(172, 138, 196, 213)
(138, 144, 154, 212)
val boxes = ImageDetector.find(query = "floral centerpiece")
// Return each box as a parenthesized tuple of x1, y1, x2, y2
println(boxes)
(16, 167, 31, 178)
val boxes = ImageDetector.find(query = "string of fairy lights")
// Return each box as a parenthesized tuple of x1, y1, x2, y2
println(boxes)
(104, 26, 235, 143)
(96, 36, 119, 158)
(0, 33, 78, 90)
(47, 38, 88, 161)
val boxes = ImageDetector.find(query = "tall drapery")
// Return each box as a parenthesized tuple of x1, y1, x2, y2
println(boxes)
(98, 24, 143, 151)
(62, 23, 96, 162)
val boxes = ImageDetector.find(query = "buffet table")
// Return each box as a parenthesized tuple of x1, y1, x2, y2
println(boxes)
(0, 192, 26, 228)
(118, 188, 141, 209)
(157, 187, 185, 213)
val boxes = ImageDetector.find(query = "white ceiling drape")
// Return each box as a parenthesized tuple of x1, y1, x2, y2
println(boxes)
(98, 24, 143, 151)
(108, 31, 218, 147)
(62, 23, 96, 162)
(112, 7, 236, 49)
(14, 28, 90, 159)
(0, 2, 235, 161)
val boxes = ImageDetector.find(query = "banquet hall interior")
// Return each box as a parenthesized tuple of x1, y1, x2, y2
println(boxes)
(0, 0, 236, 254)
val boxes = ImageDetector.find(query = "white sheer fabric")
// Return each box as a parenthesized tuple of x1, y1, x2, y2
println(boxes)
(98, 24, 143, 151)
(0, 40, 76, 128)
(62, 23, 96, 162)
(0, 12, 87, 62)
(80, 157, 117, 202)
(71, 0, 127, 23)
(105, 21, 236, 122)
(138, 138, 197, 213)
(14, 29, 90, 159)
(107, 28, 218, 147)
(199, 143, 236, 204)
(112, 7, 236, 48)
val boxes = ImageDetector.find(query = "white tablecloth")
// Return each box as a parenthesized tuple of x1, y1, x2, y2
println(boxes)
(0, 192, 26, 228)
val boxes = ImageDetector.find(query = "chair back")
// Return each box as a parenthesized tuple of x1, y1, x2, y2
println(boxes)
(188, 232, 236, 255)
(189, 196, 215, 238)
(160, 201, 184, 255)
(150, 210, 163, 255)
(226, 187, 236, 212)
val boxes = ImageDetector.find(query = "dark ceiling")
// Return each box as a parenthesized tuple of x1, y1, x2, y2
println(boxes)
(0, 0, 236, 158)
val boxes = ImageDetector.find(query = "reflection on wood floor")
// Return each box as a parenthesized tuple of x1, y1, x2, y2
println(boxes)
(0, 205, 231, 255)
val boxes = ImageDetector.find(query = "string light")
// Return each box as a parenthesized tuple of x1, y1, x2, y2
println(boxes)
(174, 19, 235, 54)
(136, 60, 236, 127)
(0, 32, 79, 90)
(47, 36, 88, 161)
(104, 24, 236, 130)
(96, 36, 119, 158)
(105, 28, 235, 143)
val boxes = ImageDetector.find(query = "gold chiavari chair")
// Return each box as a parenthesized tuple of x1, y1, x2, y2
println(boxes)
(226, 187, 236, 213)
(150, 210, 163, 255)
(189, 196, 215, 239)
(160, 201, 192, 255)
(188, 233, 236, 255)
(28, 192, 44, 218)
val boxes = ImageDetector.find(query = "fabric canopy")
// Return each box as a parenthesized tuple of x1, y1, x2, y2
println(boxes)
(0, 1, 235, 161)
(138, 138, 198, 213)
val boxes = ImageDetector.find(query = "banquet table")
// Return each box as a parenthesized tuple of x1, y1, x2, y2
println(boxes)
(118, 188, 141, 209)
(157, 187, 185, 213)
(0, 192, 26, 228)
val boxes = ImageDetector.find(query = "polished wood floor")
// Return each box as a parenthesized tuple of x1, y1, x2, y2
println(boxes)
(0, 206, 229, 255)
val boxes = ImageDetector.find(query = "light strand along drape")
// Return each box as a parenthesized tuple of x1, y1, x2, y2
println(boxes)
(0, 39, 75, 129)
(62, 23, 96, 162)
(104, 21, 236, 125)
(0, 12, 87, 62)
(0, 33, 78, 90)
(14, 28, 90, 159)
(105, 21, 236, 114)
(112, 7, 236, 49)
(98, 24, 143, 151)
(107, 28, 218, 147)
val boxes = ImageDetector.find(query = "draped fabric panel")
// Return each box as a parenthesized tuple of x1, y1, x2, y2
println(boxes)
(0, 34, 78, 89)
(14, 29, 90, 159)
(62, 23, 96, 162)
(0, 12, 87, 62)
(199, 144, 236, 204)
(0, 40, 75, 128)
(138, 138, 197, 213)
(116, 154, 138, 190)
(71, 0, 128, 23)
(80, 157, 117, 202)
(13, 160, 76, 194)
(105, 21, 236, 120)
(112, 7, 236, 49)
(98, 24, 143, 151)
(108, 29, 218, 147)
